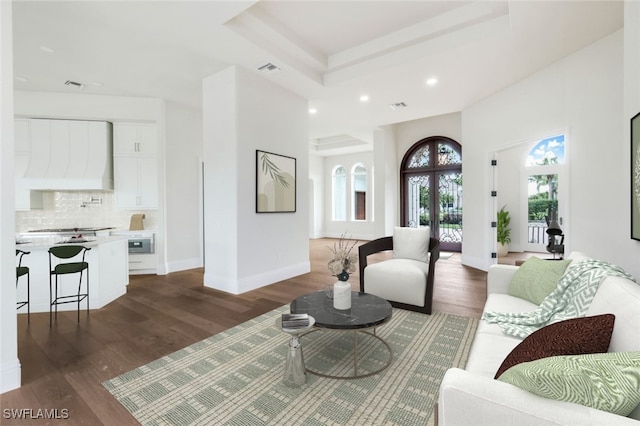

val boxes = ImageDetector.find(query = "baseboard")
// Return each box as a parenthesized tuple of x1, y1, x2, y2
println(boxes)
(323, 232, 373, 241)
(164, 257, 202, 274)
(1, 358, 21, 393)
(204, 261, 311, 295)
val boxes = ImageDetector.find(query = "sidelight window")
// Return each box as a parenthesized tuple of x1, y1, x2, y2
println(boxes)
(352, 164, 367, 220)
(332, 166, 347, 221)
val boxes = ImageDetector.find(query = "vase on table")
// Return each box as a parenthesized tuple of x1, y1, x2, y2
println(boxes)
(333, 271, 351, 310)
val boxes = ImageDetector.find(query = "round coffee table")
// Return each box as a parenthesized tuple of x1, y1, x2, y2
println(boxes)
(290, 291, 393, 379)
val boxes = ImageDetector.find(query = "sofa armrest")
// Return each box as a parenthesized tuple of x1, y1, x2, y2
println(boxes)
(486, 264, 519, 295)
(438, 368, 639, 426)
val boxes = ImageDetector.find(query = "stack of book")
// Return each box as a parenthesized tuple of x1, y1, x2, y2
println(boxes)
(281, 313, 310, 330)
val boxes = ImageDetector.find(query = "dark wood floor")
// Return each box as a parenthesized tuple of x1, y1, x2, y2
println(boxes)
(1, 239, 488, 425)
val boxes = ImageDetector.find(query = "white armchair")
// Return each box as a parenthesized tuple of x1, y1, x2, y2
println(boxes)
(358, 227, 440, 314)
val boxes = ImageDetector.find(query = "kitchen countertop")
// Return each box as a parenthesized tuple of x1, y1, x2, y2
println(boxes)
(15, 235, 128, 250)
(110, 229, 156, 235)
(14, 236, 129, 314)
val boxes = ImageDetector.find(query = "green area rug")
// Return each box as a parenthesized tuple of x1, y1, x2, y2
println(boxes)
(103, 305, 477, 426)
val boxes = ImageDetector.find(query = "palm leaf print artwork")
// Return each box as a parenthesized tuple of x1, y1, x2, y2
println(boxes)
(261, 152, 290, 189)
(256, 150, 296, 213)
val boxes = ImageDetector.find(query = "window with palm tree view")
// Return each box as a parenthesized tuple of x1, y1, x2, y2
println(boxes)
(525, 135, 565, 252)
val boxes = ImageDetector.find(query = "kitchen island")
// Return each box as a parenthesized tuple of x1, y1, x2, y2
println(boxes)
(15, 236, 129, 314)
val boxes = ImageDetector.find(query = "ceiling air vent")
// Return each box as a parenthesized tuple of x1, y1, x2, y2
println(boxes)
(389, 102, 407, 110)
(64, 80, 85, 90)
(257, 62, 281, 75)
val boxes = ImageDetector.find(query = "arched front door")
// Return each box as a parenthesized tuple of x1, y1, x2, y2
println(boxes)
(400, 136, 463, 252)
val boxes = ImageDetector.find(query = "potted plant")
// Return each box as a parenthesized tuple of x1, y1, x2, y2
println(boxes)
(497, 205, 511, 257)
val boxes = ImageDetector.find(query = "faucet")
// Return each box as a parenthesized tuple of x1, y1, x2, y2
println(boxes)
(80, 196, 102, 208)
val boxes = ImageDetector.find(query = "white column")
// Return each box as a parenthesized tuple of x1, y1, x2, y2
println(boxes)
(202, 66, 310, 294)
(372, 126, 398, 238)
(1, 0, 21, 393)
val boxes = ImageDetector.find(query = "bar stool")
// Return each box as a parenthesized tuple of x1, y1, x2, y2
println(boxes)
(16, 249, 31, 323)
(49, 245, 91, 327)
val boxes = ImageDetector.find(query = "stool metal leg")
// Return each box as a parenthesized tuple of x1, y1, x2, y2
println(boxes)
(48, 246, 91, 326)
(49, 274, 53, 327)
(77, 271, 81, 323)
(26, 271, 30, 324)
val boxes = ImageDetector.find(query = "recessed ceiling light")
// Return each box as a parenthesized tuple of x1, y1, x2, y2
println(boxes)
(426, 77, 438, 86)
(389, 102, 407, 110)
(40, 46, 55, 53)
(309, 108, 317, 114)
(360, 95, 369, 102)
(15, 76, 30, 83)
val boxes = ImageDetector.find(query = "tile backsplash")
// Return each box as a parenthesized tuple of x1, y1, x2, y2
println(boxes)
(15, 191, 158, 233)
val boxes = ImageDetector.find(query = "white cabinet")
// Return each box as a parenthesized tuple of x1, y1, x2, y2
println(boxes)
(128, 253, 157, 271)
(15, 118, 113, 191)
(26, 119, 51, 178)
(113, 123, 158, 210)
(14, 119, 42, 210)
(114, 123, 157, 156)
(114, 157, 158, 208)
(14, 119, 30, 153)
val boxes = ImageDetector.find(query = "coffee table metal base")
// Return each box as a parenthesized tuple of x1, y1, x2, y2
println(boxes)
(300, 328, 392, 380)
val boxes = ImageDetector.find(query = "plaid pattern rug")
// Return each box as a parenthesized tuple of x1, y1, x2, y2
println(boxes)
(103, 305, 477, 426)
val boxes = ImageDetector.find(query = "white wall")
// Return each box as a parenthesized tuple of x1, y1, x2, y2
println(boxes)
(1, 0, 20, 393)
(395, 112, 462, 161)
(308, 153, 324, 238)
(323, 151, 375, 240)
(14, 91, 161, 122)
(314, 127, 399, 241)
(462, 30, 639, 277)
(164, 102, 202, 272)
(373, 125, 398, 237)
(624, 0, 640, 280)
(202, 66, 309, 294)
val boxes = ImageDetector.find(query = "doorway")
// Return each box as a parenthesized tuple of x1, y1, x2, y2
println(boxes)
(522, 135, 566, 253)
(400, 137, 463, 252)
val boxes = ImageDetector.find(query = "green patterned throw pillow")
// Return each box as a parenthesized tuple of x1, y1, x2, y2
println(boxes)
(498, 352, 640, 416)
(508, 257, 572, 305)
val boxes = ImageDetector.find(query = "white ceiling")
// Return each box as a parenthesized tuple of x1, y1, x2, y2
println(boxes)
(12, 1, 623, 155)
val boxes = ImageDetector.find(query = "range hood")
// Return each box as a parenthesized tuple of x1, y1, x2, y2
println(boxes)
(17, 119, 114, 191)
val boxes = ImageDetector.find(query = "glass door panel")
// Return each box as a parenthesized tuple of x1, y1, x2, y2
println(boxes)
(438, 172, 462, 251)
(406, 175, 431, 228)
(526, 173, 559, 252)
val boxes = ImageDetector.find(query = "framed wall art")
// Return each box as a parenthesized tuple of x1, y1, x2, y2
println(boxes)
(256, 150, 296, 213)
(632, 112, 640, 240)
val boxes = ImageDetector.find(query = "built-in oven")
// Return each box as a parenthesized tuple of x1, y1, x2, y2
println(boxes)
(128, 237, 154, 254)
(110, 230, 157, 274)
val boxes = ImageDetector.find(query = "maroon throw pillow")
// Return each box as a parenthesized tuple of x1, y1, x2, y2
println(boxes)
(494, 314, 615, 379)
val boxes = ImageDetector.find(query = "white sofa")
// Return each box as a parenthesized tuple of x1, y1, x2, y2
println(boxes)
(438, 252, 640, 426)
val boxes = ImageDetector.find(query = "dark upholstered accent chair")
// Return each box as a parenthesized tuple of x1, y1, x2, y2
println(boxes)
(358, 229, 440, 315)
